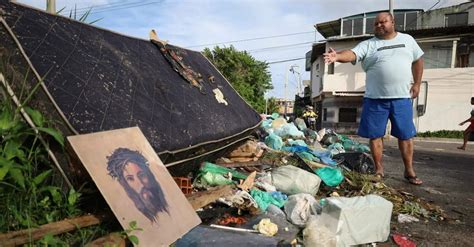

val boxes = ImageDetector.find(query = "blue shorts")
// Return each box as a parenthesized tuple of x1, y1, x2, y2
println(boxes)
(358, 98, 416, 140)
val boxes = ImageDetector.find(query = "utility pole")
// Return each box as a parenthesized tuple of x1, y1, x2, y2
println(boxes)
(389, 0, 394, 16)
(284, 68, 288, 117)
(284, 64, 299, 117)
(265, 97, 268, 115)
(46, 0, 56, 14)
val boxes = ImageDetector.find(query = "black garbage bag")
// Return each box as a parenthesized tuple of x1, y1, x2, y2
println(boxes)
(333, 152, 375, 174)
(320, 133, 339, 146)
(303, 128, 318, 140)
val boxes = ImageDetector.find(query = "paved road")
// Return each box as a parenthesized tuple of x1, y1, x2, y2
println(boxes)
(355, 137, 474, 245)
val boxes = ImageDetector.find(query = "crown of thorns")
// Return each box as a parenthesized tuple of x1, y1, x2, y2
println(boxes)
(106, 148, 149, 179)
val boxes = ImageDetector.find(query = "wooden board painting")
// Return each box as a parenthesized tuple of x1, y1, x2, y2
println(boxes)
(67, 127, 201, 246)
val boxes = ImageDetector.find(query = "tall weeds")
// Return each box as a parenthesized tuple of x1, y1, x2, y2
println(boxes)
(0, 68, 97, 243)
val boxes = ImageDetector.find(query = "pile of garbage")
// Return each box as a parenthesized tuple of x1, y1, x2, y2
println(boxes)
(176, 114, 445, 246)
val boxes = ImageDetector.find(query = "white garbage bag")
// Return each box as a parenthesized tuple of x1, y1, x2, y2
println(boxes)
(303, 216, 337, 247)
(284, 193, 321, 227)
(318, 194, 393, 246)
(271, 165, 321, 196)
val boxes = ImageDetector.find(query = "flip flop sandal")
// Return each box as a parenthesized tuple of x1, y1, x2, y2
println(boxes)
(374, 173, 384, 181)
(404, 174, 423, 185)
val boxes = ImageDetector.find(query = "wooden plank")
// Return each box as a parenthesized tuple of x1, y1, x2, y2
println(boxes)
(215, 161, 262, 168)
(186, 185, 234, 210)
(0, 214, 105, 247)
(237, 171, 257, 192)
(229, 157, 256, 163)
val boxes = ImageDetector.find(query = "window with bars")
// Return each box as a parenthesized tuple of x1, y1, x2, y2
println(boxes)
(445, 12, 468, 27)
(341, 11, 419, 36)
(339, 108, 357, 123)
(365, 17, 375, 34)
(328, 63, 334, 74)
(405, 12, 417, 30)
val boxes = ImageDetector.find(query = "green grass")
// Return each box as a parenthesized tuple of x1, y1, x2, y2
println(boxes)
(417, 130, 463, 139)
(0, 69, 115, 245)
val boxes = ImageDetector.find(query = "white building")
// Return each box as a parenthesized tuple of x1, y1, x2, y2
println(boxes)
(306, 2, 474, 133)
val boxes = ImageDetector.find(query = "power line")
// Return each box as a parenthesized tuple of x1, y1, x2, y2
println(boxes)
(405, 0, 442, 29)
(70, 1, 147, 15)
(247, 41, 314, 53)
(63, 0, 141, 13)
(186, 31, 315, 48)
(74, 1, 163, 15)
(249, 44, 312, 54)
(267, 57, 306, 64)
(427, 0, 442, 10)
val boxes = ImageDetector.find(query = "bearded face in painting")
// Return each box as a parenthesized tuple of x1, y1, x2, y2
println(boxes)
(107, 148, 169, 223)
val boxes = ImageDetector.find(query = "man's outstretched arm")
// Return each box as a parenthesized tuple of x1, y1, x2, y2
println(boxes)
(323, 47, 357, 64)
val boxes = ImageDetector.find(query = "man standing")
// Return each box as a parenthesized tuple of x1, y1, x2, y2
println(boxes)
(323, 12, 424, 185)
(302, 105, 318, 130)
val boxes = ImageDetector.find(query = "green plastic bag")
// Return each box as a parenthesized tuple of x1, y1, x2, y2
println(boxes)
(250, 188, 287, 211)
(200, 162, 247, 180)
(288, 139, 307, 147)
(296, 151, 322, 163)
(336, 134, 370, 153)
(315, 167, 344, 187)
(201, 172, 234, 186)
(261, 119, 273, 130)
(264, 133, 283, 150)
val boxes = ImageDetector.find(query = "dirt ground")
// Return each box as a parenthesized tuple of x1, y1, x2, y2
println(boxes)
(368, 138, 474, 246)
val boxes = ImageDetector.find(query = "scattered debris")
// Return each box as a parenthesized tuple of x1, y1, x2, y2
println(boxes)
(210, 224, 259, 233)
(217, 214, 248, 226)
(398, 214, 420, 223)
(237, 171, 257, 191)
(187, 185, 234, 210)
(176, 120, 447, 245)
(392, 233, 417, 247)
(253, 218, 278, 236)
(423, 187, 444, 195)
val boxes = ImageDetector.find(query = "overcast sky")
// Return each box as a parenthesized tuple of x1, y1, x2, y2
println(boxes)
(17, 0, 470, 99)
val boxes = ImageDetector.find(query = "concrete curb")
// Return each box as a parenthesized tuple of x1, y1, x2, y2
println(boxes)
(346, 135, 470, 145)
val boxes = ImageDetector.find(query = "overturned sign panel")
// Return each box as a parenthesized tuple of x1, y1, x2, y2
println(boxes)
(67, 127, 201, 246)
(0, 1, 261, 168)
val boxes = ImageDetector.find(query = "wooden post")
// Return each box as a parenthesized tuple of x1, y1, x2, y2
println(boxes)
(0, 214, 105, 247)
(46, 0, 56, 14)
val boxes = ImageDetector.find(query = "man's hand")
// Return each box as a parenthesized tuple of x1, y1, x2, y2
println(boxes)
(411, 58, 423, 98)
(323, 48, 337, 64)
(410, 83, 420, 98)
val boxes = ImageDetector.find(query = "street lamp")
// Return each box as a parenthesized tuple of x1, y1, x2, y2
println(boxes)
(290, 66, 302, 97)
(284, 64, 299, 117)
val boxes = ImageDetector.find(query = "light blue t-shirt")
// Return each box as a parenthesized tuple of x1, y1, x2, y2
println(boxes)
(351, 32, 424, 99)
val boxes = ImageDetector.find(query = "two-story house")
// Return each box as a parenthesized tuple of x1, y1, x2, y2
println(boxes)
(306, 2, 474, 133)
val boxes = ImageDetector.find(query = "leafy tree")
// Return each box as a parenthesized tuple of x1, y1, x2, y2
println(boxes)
(266, 97, 280, 114)
(203, 46, 272, 113)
